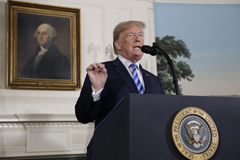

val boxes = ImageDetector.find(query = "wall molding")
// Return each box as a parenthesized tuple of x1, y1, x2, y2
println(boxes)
(0, 114, 94, 158)
(0, 123, 24, 128)
(26, 129, 72, 152)
(24, 122, 85, 127)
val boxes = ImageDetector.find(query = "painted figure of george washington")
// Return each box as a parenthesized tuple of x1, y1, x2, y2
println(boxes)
(20, 23, 71, 79)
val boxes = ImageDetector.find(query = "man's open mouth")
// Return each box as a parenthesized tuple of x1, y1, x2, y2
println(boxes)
(133, 46, 141, 49)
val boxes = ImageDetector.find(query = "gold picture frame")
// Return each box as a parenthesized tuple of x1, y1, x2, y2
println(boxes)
(7, 0, 81, 90)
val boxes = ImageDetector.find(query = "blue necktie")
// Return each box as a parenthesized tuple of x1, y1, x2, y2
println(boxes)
(129, 63, 144, 94)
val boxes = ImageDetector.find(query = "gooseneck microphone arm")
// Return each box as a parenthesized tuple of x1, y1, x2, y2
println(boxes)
(142, 42, 180, 95)
(153, 42, 180, 95)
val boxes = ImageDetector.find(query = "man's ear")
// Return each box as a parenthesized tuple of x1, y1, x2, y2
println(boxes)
(114, 40, 121, 51)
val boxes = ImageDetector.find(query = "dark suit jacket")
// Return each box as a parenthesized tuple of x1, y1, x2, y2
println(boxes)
(20, 44, 71, 79)
(75, 57, 165, 127)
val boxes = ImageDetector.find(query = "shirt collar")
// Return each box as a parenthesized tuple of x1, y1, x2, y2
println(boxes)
(40, 46, 48, 52)
(117, 55, 140, 69)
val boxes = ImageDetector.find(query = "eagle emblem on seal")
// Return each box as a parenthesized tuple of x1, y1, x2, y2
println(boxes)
(184, 120, 207, 148)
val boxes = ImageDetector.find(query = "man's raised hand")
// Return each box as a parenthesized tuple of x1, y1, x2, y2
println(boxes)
(86, 63, 108, 92)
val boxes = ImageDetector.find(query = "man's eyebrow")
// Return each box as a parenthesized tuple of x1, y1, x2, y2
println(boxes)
(127, 31, 143, 34)
(37, 31, 47, 33)
(127, 31, 134, 34)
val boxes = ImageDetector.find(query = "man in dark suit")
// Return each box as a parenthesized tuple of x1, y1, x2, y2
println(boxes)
(19, 23, 71, 79)
(75, 20, 165, 159)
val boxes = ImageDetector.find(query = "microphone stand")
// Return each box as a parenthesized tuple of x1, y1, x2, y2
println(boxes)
(152, 42, 180, 95)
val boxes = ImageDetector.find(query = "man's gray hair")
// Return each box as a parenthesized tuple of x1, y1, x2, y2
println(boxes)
(33, 23, 57, 41)
(113, 20, 145, 55)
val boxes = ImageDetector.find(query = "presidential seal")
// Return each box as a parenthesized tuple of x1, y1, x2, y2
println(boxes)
(172, 107, 219, 160)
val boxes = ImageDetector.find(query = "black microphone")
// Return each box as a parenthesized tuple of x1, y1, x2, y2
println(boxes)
(141, 45, 159, 56)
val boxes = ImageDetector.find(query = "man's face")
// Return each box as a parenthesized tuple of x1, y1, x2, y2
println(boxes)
(115, 25, 144, 63)
(36, 26, 52, 48)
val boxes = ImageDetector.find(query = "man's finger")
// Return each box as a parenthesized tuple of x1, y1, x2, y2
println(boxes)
(86, 63, 105, 71)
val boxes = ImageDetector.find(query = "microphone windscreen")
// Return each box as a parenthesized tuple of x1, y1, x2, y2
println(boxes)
(141, 45, 151, 53)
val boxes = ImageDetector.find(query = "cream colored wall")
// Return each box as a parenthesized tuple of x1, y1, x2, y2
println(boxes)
(0, 0, 156, 158)
(156, 0, 240, 4)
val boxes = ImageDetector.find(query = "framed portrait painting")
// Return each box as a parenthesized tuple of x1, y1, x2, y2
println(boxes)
(7, 0, 81, 90)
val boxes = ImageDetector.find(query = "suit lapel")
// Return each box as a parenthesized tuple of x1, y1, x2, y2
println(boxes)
(112, 58, 139, 93)
(140, 65, 152, 93)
